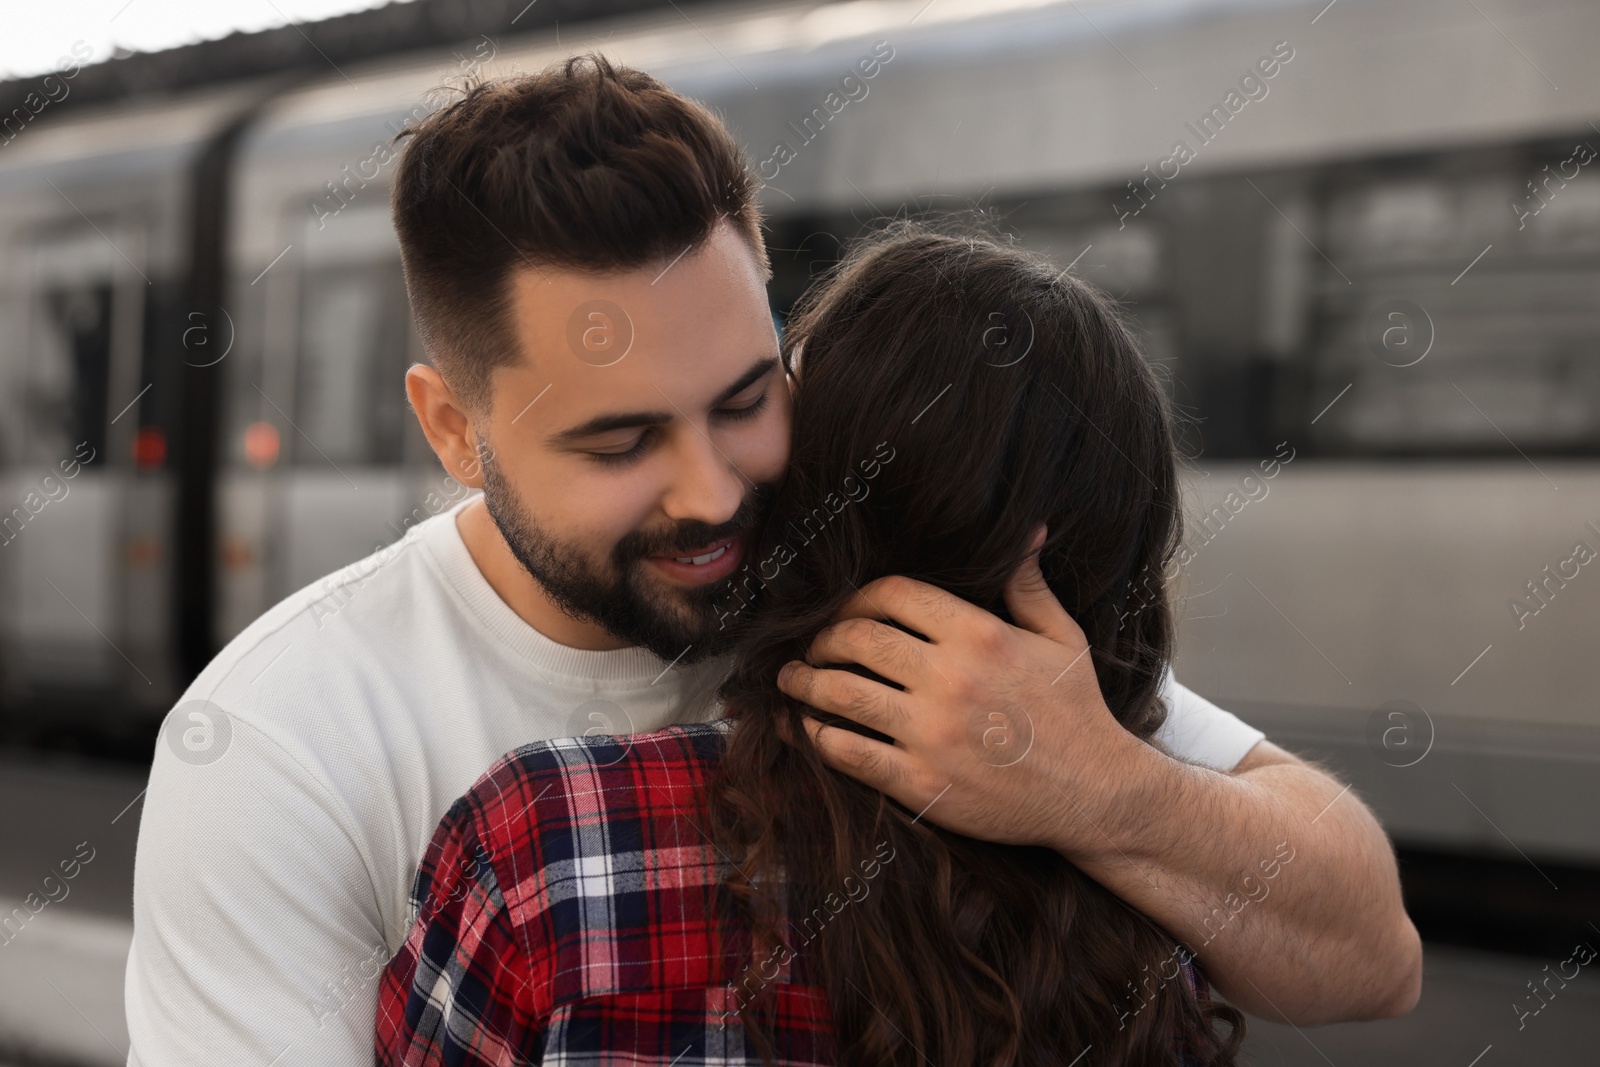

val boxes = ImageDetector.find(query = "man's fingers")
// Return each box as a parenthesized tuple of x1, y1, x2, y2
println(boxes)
(805, 617, 931, 690)
(826, 574, 972, 642)
(1002, 524, 1081, 647)
(802, 716, 919, 798)
(778, 661, 908, 736)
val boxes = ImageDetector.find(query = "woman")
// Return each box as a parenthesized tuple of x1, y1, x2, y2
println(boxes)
(377, 223, 1244, 1066)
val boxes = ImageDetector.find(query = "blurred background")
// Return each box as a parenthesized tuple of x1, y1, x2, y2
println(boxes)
(0, 0, 1597, 1062)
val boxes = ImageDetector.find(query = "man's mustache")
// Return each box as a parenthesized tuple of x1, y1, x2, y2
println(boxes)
(614, 484, 774, 561)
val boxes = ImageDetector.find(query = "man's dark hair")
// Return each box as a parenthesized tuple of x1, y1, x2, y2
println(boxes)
(391, 55, 766, 412)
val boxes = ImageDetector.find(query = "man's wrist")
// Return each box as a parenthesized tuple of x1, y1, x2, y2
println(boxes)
(1042, 724, 1185, 864)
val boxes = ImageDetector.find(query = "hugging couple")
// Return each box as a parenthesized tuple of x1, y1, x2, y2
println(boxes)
(126, 56, 1419, 1067)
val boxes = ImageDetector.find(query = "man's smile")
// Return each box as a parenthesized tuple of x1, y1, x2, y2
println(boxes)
(646, 532, 746, 586)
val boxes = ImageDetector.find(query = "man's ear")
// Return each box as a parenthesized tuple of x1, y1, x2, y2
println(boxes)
(406, 363, 487, 489)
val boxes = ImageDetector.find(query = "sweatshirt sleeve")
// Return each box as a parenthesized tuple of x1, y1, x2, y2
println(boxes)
(124, 714, 388, 1067)
(1151, 669, 1266, 773)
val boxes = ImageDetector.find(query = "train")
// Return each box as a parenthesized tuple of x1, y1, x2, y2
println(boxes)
(0, 0, 1597, 887)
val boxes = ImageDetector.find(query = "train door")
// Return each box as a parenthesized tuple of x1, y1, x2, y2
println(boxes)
(0, 222, 172, 726)
(219, 202, 418, 638)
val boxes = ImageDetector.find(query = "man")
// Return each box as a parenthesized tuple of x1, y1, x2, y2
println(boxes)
(126, 57, 1419, 1066)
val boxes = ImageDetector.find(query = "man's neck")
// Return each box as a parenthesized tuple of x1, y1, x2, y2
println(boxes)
(455, 496, 633, 652)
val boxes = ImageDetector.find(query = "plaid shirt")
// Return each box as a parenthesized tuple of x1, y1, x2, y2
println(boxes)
(376, 722, 1213, 1066)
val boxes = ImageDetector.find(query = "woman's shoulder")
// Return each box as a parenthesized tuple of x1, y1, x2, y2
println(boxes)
(447, 720, 732, 854)
(436, 722, 736, 996)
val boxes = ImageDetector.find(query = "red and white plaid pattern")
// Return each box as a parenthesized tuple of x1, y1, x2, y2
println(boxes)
(376, 721, 1213, 1065)
(376, 722, 832, 1065)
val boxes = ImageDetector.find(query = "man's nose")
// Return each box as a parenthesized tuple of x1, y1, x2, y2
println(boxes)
(659, 429, 747, 528)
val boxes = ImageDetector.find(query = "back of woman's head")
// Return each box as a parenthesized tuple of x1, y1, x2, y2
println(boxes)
(710, 221, 1242, 1066)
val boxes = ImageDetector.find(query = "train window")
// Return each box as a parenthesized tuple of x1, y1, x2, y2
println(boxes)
(22, 232, 117, 468)
(1339, 183, 1456, 263)
(1307, 163, 1600, 456)
(1024, 223, 1164, 299)
(1534, 176, 1600, 245)
(292, 207, 410, 467)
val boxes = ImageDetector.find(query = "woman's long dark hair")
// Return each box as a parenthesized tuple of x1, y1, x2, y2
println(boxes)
(707, 222, 1244, 1066)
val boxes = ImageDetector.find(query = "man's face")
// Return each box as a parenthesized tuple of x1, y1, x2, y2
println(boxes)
(476, 220, 789, 663)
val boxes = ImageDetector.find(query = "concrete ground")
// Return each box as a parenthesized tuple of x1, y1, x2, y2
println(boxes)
(0, 752, 143, 1067)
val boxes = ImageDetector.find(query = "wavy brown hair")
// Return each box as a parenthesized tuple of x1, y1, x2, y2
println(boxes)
(708, 222, 1244, 1066)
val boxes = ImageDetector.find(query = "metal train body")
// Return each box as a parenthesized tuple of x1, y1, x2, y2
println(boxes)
(0, 0, 1596, 861)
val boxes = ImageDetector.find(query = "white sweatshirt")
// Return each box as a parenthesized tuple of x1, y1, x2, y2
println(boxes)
(124, 493, 1263, 1067)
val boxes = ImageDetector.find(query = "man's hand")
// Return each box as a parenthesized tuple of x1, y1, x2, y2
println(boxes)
(775, 530, 1423, 1024)
(776, 528, 1145, 856)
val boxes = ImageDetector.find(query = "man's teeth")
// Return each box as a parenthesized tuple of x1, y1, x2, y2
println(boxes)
(674, 543, 730, 565)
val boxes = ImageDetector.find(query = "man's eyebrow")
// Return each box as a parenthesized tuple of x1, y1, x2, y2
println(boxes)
(711, 357, 780, 406)
(547, 357, 779, 445)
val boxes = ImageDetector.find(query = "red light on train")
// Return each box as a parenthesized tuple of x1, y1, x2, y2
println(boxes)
(245, 421, 280, 468)
(220, 534, 256, 570)
(127, 536, 162, 568)
(134, 426, 166, 470)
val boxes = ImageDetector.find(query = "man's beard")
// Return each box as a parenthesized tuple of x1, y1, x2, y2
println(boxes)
(479, 447, 773, 665)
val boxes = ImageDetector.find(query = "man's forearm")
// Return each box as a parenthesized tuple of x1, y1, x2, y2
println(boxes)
(771, 561, 1424, 1024)
(1061, 737, 1422, 1025)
